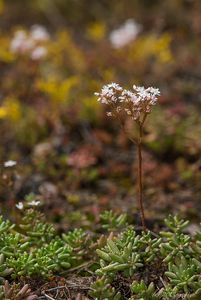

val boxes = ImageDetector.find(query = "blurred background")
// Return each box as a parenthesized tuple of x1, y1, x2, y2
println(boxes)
(0, 0, 201, 228)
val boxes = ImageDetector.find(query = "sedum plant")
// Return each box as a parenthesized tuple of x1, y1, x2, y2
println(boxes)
(7, 252, 35, 278)
(89, 276, 121, 300)
(96, 226, 162, 277)
(19, 208, 55, 246)
(0, 254, 13, 279)
(34, 237, 74, 274)
(100, 210, 128, 231)
(95, 83, 160, 230)
(165, 256, 201, 294)
(0, 207, 200, 299)
(130, 280, 159, 300)
(137, 231, 162, 263)
(0, 232, 30, 258)
(191, 223, 201, 256)
(160, 215, 193, 263)
(62, 228, 87, 248)
(96, 228, 143, 277)
(0, 216, 14, 234)
(95, 215, 201, 299)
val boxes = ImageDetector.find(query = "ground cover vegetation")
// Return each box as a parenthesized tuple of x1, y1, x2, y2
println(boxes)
(0, 0, 201, 299)
(0, 207, 201, 299)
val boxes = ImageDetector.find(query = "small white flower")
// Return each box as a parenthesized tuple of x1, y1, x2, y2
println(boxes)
(4, 160, 17, 168)
(106, 112, 112, 116)
(16, 202, 24, 210)
(28, 200, 40, 206)
(109, 19, 142, 49)
(30, 25, 50, 41)
(95, 83, 123, 105)
(148, 87, 160, 96)
(10, 30, 26, 51)
(10, 30, 34, 54)
(107, 83, 123, 91)
(31, 46, 47, 60)
(10, 26, 49, 58)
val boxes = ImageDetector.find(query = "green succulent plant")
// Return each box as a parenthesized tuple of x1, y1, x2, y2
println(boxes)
(19, 209, 55, 245)
(163, 215, 190, 234)
(0, 232, 29, 258)
(191, 224, 201, 256)
(165, 256, 201, 294)
(35, 238, 74, 273)
(138, 231, 162, 263)
(100, 210, 128, 231)
(159, 284, 179, 299)
(6, 252, 36, 278)
(160, 215, 192, 262)
(0, 216, 15, 234)
(130, 280, 159, 300)
(96, 228, 143, 277)
(0, 254, 13, 278)
(89, 276, 121, 300)
(62, 228, 87, 248)
(0, 209, 200, 299)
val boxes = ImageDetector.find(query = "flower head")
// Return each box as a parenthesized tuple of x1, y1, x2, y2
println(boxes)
(31, 46, 47, 60)
(95, 83, 123, 105)
(95, 83, 160, 122)
(4, 160, 17, 168)
(16, 202, 24, 210)
(109, 19, 142, 49)
(28, 200, 40, 207)
(10, 30, 34, 54)
(30, 25, 50, 42)
(10, 25, 49, 59)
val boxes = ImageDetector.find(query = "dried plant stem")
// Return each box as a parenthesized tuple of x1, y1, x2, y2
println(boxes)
(137, 123, 146, 231)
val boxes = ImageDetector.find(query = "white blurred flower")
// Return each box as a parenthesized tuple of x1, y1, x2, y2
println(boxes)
(10, 30, 34, 54)
(16, 202, 24, 210)
(4, 160, 17, 167)
(31, 25, 50, 41)
(31, 46, 47, 60)
(10, 25, 49, 58)
(28, 200, 40, 206)
(109, 19, 142, 49)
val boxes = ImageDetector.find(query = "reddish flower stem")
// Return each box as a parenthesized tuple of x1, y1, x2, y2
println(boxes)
(137, 123, 146, 231)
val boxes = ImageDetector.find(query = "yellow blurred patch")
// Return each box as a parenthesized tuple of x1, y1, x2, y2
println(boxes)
(48, 31, 86, 72)
(86, 22, 106, 41)
(0, 98, 22, 121)
(80, 95, 102, 121)
(129, 33, 173, 64)
(0, 0, 4, 14)
(4, 97, 22, 121)
(37, 76, 79, 103)
(0, 107, 7, 119)
(0, 35, 15, 63)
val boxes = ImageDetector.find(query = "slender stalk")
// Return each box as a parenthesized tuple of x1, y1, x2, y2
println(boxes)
(137, 123, 146, 231)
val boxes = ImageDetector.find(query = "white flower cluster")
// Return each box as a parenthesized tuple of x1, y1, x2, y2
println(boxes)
(4, 160, 17, 167)
(95, 83, 160, 121)
(16, 202, 24, 210)
(16, 200, 40, 210)
(10, 25, 49, 60)
(95, 83, 123, 104)
(109, 19, 141, 49)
